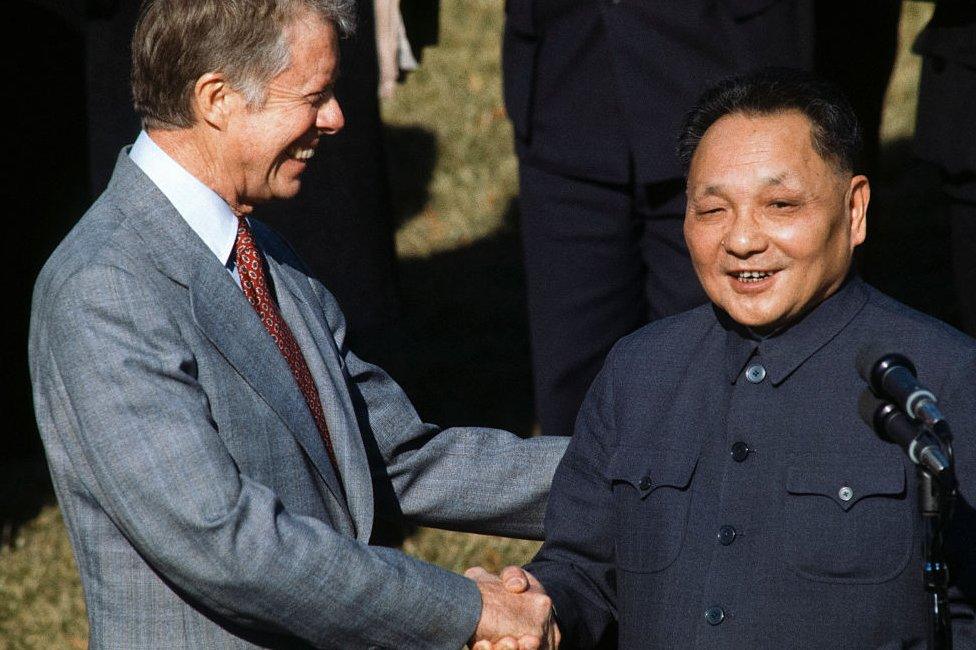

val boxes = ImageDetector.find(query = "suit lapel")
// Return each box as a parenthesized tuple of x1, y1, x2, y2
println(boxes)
(266, 257, 375, 541)
(110, 152, 348, 519)
(187, 268, 344, 504)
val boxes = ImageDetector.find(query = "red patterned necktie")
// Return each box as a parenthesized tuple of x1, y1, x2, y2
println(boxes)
(234, 217, 341, 478)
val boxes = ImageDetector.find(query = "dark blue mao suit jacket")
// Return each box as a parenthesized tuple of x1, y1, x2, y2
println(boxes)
(528, 277, 976, 648)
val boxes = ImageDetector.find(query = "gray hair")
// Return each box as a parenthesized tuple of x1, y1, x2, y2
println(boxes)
(132, 0, 356, 130)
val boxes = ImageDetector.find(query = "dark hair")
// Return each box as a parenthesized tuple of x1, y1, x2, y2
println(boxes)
(677, 68, 863, 174)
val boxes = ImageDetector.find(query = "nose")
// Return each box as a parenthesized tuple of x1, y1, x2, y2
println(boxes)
(722, 208, 768, 258)
(317, 96, 344, 135)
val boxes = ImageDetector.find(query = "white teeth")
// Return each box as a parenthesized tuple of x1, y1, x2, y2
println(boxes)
(735, 271, 773, 282)
(288, 146, 315, 161)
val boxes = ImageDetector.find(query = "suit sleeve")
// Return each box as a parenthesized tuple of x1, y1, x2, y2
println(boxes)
(308, 278, 568, 541)
(524, 352, 620, 648)
(36, 263, 483, 650)
(939, 350, 976, 643)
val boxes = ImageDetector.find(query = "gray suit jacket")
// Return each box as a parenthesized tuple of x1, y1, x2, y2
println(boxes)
(29, 151, 567, 649)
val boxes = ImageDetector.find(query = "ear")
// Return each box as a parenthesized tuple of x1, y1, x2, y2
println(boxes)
(191, 72, 238, 130)
(847, 174, 869, 248)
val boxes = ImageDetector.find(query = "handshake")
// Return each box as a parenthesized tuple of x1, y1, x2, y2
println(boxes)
(465, 565, 560, 650)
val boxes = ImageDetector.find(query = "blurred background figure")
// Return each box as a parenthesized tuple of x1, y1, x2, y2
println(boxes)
(502, 1, 815, 437)
(913, 2, 976, 337)
(375, 0, 419, 98)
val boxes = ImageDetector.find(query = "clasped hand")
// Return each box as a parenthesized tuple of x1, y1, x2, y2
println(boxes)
(465, 565, 560, 650)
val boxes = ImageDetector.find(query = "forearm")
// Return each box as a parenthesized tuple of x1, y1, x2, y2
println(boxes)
(384, 428, 568, 540)
(136, 477, 483, 649)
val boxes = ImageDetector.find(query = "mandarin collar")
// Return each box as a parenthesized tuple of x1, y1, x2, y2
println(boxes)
(722, 273, 869, 384)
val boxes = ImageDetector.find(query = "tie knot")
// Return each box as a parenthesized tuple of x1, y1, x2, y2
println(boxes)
(236, 215, 252, 237)
(235, 217, 260, 256)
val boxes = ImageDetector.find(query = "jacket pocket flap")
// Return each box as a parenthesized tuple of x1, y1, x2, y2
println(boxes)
(786, 461, 905, 511)
(609, 446, 699, 499)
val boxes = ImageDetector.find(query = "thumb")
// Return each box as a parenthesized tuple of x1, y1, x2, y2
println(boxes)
(500, 565, 530, 593)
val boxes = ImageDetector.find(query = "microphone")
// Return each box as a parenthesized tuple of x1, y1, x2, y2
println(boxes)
(858, 390, 951, 477)
(856, 345, 949, 436)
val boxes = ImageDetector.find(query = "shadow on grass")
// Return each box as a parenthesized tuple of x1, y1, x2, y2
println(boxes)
(365, 200, 535, 548)
(391, 199, 534, 436)
(0, 458, 55, 548)
(384, 124, 438, 230)
(374, 121, 534, 435)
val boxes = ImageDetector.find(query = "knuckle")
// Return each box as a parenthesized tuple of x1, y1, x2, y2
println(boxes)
(530, 593, 552, 611)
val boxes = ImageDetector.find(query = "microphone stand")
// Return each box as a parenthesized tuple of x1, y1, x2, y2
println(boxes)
(918, 428, 957, 650)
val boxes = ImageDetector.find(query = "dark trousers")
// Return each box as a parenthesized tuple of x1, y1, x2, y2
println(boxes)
(950, 198, 976, 337)
(518, 160, 707, 437)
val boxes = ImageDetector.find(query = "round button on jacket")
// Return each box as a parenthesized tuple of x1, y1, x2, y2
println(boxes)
(638, 476, 652, 491)
(730, 441, 750, 462)
(704, 606, 725, 625)
(718, 525, 737, 546)
(745, 364, 767, 383)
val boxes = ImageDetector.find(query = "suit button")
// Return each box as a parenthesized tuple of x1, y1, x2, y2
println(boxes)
(704, 606, 725, 625)
(638, 476, 652, 491)
(717, 525, 736, 546)
(730, 441, 750, 462)
(745, 364, 766, 383)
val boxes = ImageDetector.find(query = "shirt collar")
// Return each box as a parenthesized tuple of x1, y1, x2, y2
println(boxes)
(128, 130, 239, 268)
(722, 273, 869, 384)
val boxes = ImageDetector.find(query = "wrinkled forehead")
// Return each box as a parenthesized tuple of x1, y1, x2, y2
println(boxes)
(686, 111, 843, 196)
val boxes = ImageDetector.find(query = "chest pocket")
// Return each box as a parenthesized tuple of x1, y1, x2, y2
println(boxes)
(609, 446, 699, 573)
(782, 458, 913, 584)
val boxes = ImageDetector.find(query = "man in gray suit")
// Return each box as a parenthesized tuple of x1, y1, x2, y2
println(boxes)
(28, 1, 565, 648)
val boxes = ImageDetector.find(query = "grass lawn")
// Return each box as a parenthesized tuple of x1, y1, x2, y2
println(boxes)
(1, 1, 944, 646)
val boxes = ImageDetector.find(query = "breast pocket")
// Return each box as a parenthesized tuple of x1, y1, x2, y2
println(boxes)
(782, 458, 913, 584)
(609, 447, 699, 574)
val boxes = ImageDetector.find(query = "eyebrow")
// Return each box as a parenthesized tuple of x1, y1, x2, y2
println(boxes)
(307, 69, 341, 97)
(761, 173, 787, 186)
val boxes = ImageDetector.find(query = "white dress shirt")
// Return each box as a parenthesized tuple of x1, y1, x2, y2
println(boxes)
(128, 130, 243, 286)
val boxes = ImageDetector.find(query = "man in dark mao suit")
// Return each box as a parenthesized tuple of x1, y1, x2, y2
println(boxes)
(486, 70, 976, 648)
(502, 0, 815, 437)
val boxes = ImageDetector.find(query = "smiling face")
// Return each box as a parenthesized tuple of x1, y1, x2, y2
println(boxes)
(220, 12, 343, 211)
(683, 110, 869, 333)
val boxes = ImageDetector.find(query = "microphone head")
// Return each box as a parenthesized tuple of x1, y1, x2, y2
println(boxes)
(859, 388, 918, 448)
(857, 388, 884, 430)
(856, 343, 916, 394)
